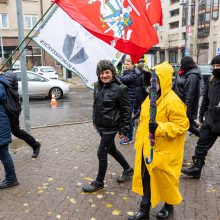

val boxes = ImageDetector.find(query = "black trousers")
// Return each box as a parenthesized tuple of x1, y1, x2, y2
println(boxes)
(141, 158, 151, 204)
(10, 116, 38, 148)
(96, 132, 130, 183)
(194, 122, 219, 161)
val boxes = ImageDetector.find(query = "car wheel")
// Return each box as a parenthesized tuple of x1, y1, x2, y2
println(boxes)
(49, 87, 63, 99)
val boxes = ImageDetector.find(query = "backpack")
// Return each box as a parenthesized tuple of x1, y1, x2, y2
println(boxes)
(3, 86, 21, 120)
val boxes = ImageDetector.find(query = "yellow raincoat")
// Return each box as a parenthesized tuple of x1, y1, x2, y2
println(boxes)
(132, 61, 189, 208)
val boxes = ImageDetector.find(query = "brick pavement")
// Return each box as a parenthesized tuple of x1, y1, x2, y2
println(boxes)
(0, 123, 219, 220)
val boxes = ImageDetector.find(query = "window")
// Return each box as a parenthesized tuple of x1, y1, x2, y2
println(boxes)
(169, 50, 178, 63)
(169, 21, 179, 29)
(212, 0, 219, 20)
(0, 13, 9, 29)
(170, 0, 180, 4)
(170, 9, 179, 17)
(182, 32, 186, 40)
(24, 15, 37, 29)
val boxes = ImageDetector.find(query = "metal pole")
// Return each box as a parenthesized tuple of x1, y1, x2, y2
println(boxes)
(184, 0, 189, 57)
(0, 21, 4, 59)
(16, 0, 31, 133)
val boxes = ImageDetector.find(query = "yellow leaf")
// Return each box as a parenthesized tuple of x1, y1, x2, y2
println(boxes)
(110, 192, 115, 195)
(48, 211, 52, 216)
(97, 195, 103, 199)
(43, 183, 49, 186)
(112, 209, 120, 216)
(84, 177, 94, 181)
(42, 186, 48, 190)
(23, 203, 28, 207)
(127, 211, 134, 216)
(105, 203, 112, 208)
(56, 214, 62, 219)
(91, 218, 96, 220)
(69, 198, 76, 204)
(56, 187, 65, 191)
(38, 187, 42, 190)
(48, 178, 54, 182)
(91, 204, 96, 208)
(89, 199, 94, 203)
(123, 196, 128, 200)
(77, 183, 82, 186)
(38, 190, 44, 194)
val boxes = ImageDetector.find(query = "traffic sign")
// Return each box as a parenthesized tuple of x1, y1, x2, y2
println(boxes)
(216, 48, 220, 55)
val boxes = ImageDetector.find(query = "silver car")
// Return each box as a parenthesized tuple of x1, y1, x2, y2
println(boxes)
(15, 71, 69, 99)
(31, 66, 59, 79)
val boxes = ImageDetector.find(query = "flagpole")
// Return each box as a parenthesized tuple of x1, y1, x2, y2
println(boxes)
(0, 2, 55, 71)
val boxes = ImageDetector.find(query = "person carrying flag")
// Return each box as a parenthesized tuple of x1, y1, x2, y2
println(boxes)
(129, 62, 189, 220)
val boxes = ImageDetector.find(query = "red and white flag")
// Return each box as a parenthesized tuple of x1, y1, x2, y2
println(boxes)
(53, 0, 162, 63)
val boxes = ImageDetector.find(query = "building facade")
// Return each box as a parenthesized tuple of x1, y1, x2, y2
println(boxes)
(0, 0, 61, 72)
(156, 0, 220, 65)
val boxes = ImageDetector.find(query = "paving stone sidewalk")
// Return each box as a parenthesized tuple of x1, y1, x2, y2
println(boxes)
(0, 123, 219, 220)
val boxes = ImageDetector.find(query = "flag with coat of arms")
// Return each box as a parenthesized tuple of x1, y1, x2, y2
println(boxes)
(53, 0, 163, 63)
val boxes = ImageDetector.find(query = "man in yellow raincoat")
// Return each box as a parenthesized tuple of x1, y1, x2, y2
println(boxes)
(129, 62, 189, 220)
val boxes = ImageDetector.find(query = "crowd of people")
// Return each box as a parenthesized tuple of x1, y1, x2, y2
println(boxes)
(0, 54, 220, 219)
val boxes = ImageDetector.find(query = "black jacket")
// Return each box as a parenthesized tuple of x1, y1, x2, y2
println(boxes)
(173, 67, 201, 120)
(117, 68, 137, 105)
(93, 78, 131, 135)
(199, 76, 220, 133)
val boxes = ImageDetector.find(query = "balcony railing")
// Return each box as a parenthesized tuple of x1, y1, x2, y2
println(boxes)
(0, 0, 8, 3)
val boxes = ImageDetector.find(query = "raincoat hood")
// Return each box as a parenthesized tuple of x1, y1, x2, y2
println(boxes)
(152, 61, 174, 100)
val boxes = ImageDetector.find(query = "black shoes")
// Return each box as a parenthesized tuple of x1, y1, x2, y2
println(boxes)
(32, 142, 41, 158)
(0, 179, 19, 189)
(117, 167, 134, 183)
(128, 202, 150, 220)
(82, 180, 104, 193)
(156, 203, 174, 220)
(181, 158, 205, 179)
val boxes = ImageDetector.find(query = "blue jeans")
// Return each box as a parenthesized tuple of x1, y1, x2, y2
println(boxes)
(0, 144, 17, 182)
(127, 105, 135, 141)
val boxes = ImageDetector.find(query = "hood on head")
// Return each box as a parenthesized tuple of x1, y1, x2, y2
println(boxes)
(151, 61, 174, 99)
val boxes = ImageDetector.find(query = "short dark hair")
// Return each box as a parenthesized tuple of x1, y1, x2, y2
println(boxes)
(180, 56, 197, 71)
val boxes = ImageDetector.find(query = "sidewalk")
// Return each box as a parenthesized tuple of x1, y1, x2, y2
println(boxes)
(0, 123, 220, 220)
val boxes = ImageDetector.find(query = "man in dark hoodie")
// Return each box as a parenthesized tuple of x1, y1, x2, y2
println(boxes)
(0, 69, 19, 189)
(117, 58, 137, 144)
(0, 59, 41, 158)
(182, 55, 220, 179)
(173, 56, 201, 137)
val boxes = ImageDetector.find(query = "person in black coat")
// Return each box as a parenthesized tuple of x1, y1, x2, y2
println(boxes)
(173, 56, 201, 137)
(0, 58, 41, 158)
(182, 55, 220, 179)
(117, 59, 137, 144)
(0, 71, 19, 189)
(82, 60, 133, 193)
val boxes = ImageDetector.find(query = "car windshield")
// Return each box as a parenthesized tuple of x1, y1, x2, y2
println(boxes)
(199, 65, 212, 74)
(40, 68, 55, 73)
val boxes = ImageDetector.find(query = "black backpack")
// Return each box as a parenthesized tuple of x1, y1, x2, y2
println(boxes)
(3, 86, 21, 120)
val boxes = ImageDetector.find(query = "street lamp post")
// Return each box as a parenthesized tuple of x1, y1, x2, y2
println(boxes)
(181, 0, 190, 57)
(0, 20, 4, 59)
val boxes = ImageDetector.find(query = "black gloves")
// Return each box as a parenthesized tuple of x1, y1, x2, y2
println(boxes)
(199, 115, 204, 124)
(149, 122, 158, 134)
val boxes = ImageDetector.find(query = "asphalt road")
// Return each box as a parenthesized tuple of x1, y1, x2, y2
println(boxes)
(19, 87, 93, 128)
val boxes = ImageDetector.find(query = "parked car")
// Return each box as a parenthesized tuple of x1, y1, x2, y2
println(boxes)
(31, 66, 58, 79)
(15, 71, 69, 99)
(198, 65, 212, 96)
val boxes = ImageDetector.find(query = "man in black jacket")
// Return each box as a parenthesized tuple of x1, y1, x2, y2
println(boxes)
(182, 55, 220, 179)
(173, 56, 201, 137)
(82, 60, 133, 193)
(0, 59, 41, 158)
